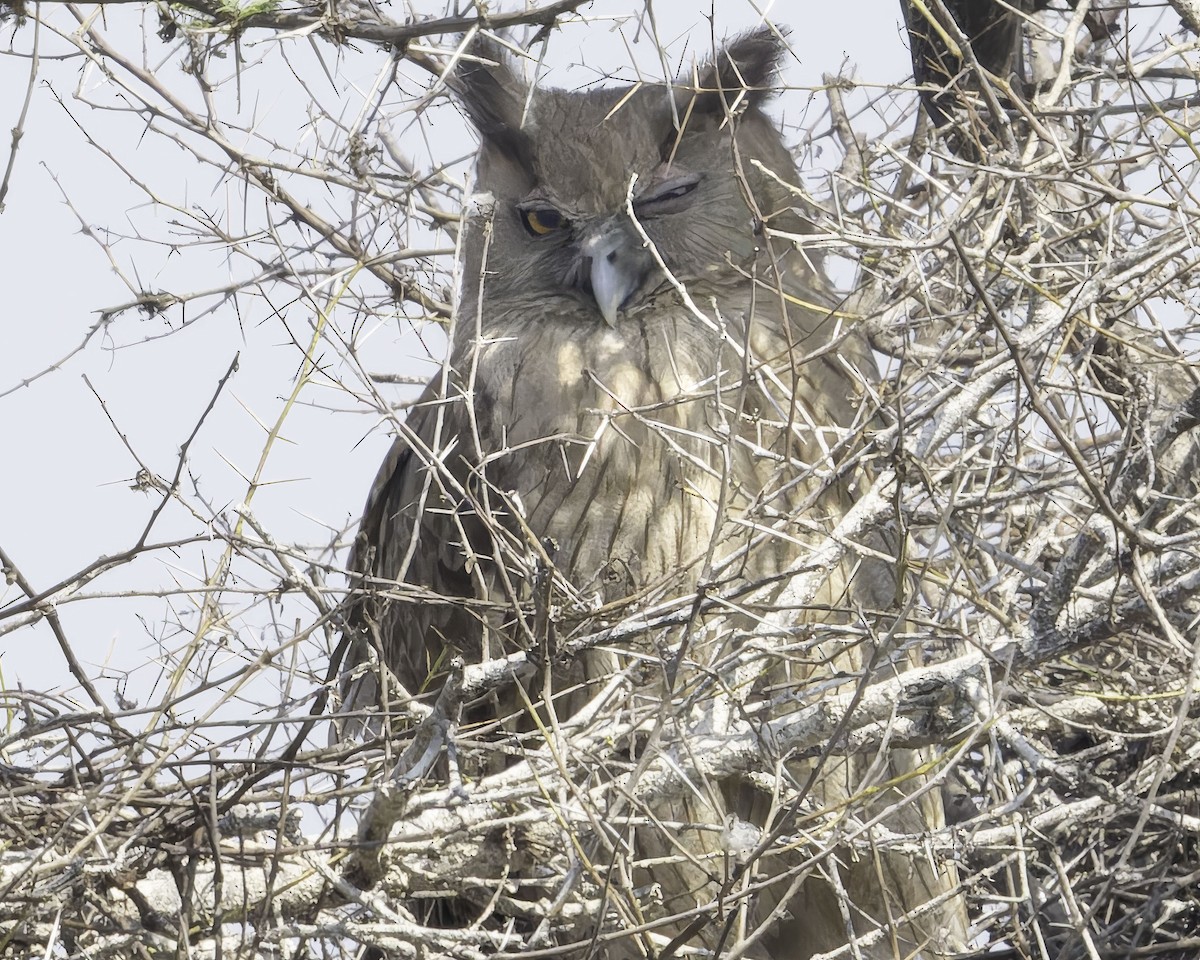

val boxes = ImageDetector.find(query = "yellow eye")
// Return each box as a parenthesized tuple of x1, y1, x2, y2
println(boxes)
(522, 207, 568, 236)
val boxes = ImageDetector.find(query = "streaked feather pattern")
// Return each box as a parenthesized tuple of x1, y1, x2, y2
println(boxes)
(341, 28, 967, 959)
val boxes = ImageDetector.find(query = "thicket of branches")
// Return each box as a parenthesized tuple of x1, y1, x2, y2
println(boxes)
(2, 1, 1199, 958)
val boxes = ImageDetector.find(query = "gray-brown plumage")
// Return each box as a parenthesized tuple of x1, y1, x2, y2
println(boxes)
(342, 28, 966, 958)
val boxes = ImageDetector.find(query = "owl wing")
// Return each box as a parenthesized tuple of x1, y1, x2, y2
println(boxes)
(341, 379, 482, 720)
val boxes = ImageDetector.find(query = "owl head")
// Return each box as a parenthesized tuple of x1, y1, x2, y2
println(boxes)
(451, 28, 818, 331)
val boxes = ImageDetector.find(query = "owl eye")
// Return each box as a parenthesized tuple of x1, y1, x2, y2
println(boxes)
(636, 175, 702, 212)
(521, 206, 570, 236)
(652, 181, 698, 201)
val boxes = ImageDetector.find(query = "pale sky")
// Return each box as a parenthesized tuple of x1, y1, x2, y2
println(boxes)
(0, 0, 911, 706)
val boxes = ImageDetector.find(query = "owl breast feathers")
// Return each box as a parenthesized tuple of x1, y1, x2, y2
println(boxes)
(339, 27, 967, 959)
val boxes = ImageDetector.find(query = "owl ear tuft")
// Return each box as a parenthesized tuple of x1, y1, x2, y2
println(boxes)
(452, 35, 535, 172)
(690, 26, 788, 115)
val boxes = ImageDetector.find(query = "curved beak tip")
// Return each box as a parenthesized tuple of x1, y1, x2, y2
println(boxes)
(590, 257, 627, 328)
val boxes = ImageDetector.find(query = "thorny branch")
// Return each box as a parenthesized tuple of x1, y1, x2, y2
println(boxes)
(2, 1, 1200, 959)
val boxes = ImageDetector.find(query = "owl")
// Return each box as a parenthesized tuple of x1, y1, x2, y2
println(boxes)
(341, 27, 967, 959)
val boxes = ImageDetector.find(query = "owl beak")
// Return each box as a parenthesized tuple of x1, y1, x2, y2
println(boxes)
(583, 228, 649, 327)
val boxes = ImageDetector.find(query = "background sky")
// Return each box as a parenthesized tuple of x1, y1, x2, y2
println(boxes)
(0, 0, 912, 711)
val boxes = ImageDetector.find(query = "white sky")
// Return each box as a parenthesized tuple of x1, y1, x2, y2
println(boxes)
(0, 0, 910, 708)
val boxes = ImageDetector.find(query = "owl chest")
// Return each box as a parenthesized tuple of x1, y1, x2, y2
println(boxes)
(467, 321, 733, 589)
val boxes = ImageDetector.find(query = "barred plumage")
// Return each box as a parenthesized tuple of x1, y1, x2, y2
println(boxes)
(340, 28, 967, 958)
